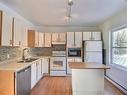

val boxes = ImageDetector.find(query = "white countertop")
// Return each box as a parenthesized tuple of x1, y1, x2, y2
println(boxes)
(0, 58, 43, 72)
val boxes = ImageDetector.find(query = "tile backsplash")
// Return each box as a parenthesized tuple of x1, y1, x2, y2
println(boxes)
(0, 46, 22, 62)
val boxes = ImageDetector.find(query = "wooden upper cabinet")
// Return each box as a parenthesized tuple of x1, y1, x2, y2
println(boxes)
(0, 11, 13, 46)
(44, 32, 51, 47)
(52, 32, 66, 44)
(28, 30, 35, 47)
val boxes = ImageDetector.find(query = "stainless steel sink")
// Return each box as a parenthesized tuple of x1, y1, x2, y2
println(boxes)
(17, 58, 38, 63)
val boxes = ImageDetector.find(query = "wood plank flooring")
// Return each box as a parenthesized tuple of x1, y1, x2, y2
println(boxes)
(30, 76, 124, 95)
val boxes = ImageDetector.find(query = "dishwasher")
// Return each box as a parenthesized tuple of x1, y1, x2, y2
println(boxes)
(17, 66, 31, 95)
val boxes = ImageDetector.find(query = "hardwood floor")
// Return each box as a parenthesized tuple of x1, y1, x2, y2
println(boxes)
(30, 76, 124, 95)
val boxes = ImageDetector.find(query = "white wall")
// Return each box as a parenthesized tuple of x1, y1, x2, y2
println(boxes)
(100, 9, 127, 92)
(0, 2, 34, 29)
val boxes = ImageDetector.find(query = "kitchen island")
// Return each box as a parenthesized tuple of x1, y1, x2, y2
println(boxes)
(69, 62, 110, 95)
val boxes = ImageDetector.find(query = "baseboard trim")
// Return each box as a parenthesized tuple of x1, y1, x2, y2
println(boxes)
(105, 75, 127, 94)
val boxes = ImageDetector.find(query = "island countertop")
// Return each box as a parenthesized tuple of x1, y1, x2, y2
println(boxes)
(69, 62, 110, 69)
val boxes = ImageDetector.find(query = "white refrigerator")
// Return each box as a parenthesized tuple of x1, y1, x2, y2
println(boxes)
(83, 41, 102, 64)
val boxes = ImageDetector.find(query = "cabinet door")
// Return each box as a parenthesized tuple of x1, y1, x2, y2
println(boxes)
(67, 32, 74, 47)
(27, 30, 35, 47)
(42, 58, 49, 74)
(75, 32, 82, 47)
(38, 32, 44, 47)
(35, 32, 39, 47)
(52, 33, 59, 43)
(92, 32, 101, 40)
(36, 60, 42, 81)
(83, 32, 91, 40)
(13, 18, 23, 46)
(31, 63, 37, 89)
(59, 32, 66, 43)
(44, 32, 51, 47)
(1, 12, 13, 46)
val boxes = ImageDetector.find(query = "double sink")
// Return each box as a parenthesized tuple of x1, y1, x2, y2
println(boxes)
(17, 58, 38, 63)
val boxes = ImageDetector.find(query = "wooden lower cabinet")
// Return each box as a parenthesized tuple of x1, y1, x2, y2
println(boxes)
(0, 71, 15, 95)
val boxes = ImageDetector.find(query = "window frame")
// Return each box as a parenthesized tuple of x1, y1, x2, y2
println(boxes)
(110, 26, 127, 71)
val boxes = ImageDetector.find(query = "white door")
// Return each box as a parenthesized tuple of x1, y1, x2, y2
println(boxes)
(83, 32, 91, 40)
(75, 32, 82, 47)
(85, 52, 102, 64)
(13, 18, 22, 46)
(52, 33, 59, 43)
(38, 32, 44, 47)
(92, 32, 101, 40)
(85, 41, 102, 52)
(21, 25, 27, 47)
(67, 32, 74, 47)
(31, 63, 37, 89)
(1, 12, 13, 46)
(59, 32, 66, 43)
(37, 60, 42, 80)
(44, 32, 51, 47)
(35, 31, 39, 47)
(42, 58, 49, 74)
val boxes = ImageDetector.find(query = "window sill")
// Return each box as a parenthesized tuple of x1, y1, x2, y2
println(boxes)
(109, 64, 127, 72)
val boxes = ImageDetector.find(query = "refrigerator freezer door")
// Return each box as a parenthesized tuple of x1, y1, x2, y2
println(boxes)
(85, 52, 102, 64)
(85, 41, 102, 51)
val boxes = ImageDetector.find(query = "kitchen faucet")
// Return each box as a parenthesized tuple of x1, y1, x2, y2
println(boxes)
(22, 48, 30, 61)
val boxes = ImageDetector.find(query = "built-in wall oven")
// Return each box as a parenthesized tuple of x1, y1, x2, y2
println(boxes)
(68, 48, 81, 57)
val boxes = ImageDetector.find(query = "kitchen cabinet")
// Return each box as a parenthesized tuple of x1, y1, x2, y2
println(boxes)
(67, 32, 82, 47)
(28, 30, 39, 47)
(0, 71, 15, 95)
(35, 31, 39, 47)
(52, 32, 66, 44)
(44, 32, 51, 47)
(13, 18, 27, 46)
(92, 32, 101, 40)
(36, 59, 42, 81)
(38, 32, 44, 47)
(67, 32, 74, 47)
(0, 11, 13, 46)
(75, 32, 82, 47)
(83, 32, 101, 40)
(28, 30, 35, 47)
(42, 58, 50, 74)
(31, 62, 37, 88)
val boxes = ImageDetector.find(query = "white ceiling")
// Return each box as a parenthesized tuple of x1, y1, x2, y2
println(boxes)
(0, 0, 127, 27)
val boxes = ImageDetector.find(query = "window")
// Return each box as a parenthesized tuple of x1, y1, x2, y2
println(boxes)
(111, 28, 127, 68)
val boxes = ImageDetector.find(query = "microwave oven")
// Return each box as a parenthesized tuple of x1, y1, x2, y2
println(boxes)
(68, 48, 81, 57)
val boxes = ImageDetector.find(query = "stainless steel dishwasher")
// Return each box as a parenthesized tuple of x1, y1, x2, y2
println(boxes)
(17, 66, 31, 95)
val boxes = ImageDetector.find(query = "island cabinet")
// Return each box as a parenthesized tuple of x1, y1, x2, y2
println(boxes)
(67, 32, 82, 47)
(69, 62, 110, 95)
(0, 11, 13, 46)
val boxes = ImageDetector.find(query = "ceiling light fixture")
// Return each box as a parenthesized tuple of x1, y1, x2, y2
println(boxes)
(66, 0, 73, 22)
